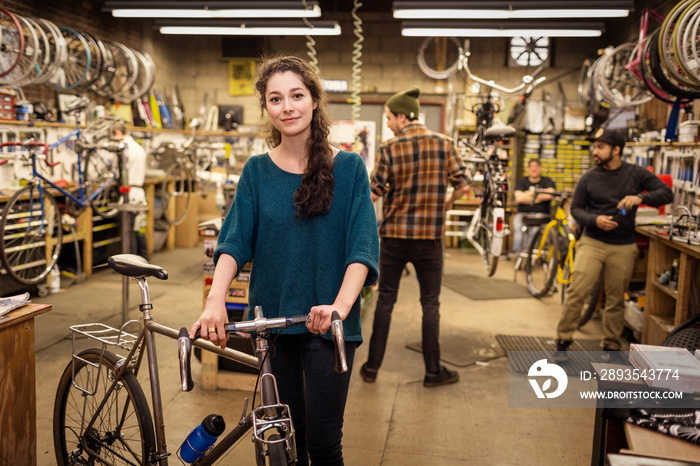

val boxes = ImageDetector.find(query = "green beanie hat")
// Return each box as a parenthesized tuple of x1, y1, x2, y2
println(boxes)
(386, 86, 420, 119)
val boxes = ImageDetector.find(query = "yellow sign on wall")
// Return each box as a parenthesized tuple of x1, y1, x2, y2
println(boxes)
(228, 59, 255, 96)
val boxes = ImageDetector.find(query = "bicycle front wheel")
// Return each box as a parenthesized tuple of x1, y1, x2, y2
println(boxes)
(525, 226, 557, 297)
(161, 161, 193, 225)
(84, 145, 122, 219)
(0, 184, 62, 285)
(53, 348, 155, 466)
(480, 209, 499, 277)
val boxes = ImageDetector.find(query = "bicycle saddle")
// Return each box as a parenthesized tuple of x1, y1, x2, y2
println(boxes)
(484, 124, 516, 139)
(108, 254, 168, 280)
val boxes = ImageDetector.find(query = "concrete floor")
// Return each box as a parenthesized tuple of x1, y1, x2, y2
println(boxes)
(31, 244, 609, 465)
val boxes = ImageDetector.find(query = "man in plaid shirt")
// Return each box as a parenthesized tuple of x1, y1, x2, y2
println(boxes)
(360, 86, 470, 387)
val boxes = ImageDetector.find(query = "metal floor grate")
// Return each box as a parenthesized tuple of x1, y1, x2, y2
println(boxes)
(495, 334, 627, 376)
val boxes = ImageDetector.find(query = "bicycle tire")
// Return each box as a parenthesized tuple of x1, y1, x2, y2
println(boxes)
(578, 273, 603, 328)
(480, 208, 499, 277)
(0, 184, 62, 285)
(161, 160, 193, 225)
(53, 348, 156, 466)
(525, 225, 557, 298)
(266, 434, 294, 466)
(84, 144, 122, 219)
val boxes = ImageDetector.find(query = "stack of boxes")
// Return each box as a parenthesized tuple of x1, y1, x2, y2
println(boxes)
(201, 222, 256, 374)
(0, 89, 15, 121)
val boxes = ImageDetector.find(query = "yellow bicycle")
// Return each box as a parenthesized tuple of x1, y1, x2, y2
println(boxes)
(525, 190, 601, 327)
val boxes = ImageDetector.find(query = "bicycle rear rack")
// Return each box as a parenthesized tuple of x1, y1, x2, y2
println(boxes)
(69, 320, 141, 395)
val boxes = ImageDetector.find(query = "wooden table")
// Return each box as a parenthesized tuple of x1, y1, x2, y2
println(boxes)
(0, 303, 51, 465)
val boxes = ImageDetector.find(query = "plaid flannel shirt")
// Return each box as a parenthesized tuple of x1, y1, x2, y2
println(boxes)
(371, 122, 469, 239)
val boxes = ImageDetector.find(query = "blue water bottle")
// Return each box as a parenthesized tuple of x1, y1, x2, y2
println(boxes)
(180, 414, 226, 463)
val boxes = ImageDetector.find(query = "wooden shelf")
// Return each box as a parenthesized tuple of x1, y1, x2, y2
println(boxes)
(649, 280, 678, 299)
(636, 225, 700, 345)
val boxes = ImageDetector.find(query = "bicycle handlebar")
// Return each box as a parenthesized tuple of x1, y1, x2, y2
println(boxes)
(179, 310, 348, 392)
(0, 141, 59, 167)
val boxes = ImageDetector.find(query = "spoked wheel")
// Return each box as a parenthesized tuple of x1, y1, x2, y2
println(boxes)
(53, 349, 155, 466)
(525, 226, 557, 297)
(161, 161, 193, 226)
(84, 144, 122, 219)
(0, 8, 24, 78)
(0, 184, 62, 285)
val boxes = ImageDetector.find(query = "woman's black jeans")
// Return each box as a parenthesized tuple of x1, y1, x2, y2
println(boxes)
(270, 334, 356, 466)
(365, 238, 443, 375)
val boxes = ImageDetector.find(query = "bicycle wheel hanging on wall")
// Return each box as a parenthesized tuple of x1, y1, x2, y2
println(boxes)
(417, 36, 462, 80)
(0, 8, 24, 78)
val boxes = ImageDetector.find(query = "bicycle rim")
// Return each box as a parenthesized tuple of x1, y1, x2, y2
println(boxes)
(84, 145, 122, 219)
(161, 161, 192, 225)
(0, 8, 23, 78)
(53, 349, 155, 465)
(525, 226, 556, 297)
(0, 185, 62, 285)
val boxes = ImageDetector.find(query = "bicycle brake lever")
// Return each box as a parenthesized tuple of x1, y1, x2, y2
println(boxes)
(330, 311, 348, 374)
(178, 327, 195, 392)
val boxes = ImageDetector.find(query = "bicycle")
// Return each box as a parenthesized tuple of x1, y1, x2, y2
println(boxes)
(462, 141, 510, 277)
(0, 116, 124, 285)
(524, 189, 601, 327)
(152, 120, 225, 226)
(53, 253, 348, 466)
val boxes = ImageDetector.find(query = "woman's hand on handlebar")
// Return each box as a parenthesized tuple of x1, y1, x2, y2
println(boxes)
(190, 296, 229, 350)
(307, 305, 346, 335)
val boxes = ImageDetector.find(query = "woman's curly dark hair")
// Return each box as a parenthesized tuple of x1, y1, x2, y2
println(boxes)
(255, 56, 334, 219)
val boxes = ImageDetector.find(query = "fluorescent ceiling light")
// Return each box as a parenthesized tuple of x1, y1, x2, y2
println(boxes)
(157, 20, 341, 36)
(401, 21, 604, 38)
(104, 1, 321, 18)
(393, 1, 632, 19)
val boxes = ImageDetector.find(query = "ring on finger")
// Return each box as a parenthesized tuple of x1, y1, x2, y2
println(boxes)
(208, 327, 216, 333)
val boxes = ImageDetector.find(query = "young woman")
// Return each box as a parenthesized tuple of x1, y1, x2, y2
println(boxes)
(190, 56, 379, 465)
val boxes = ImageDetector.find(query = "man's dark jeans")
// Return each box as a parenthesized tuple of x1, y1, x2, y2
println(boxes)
(270, 334, 356, 466)
(366, 238, 443, 374)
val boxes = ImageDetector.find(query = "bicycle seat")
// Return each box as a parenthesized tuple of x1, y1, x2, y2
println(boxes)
(108, 254, 168, 280)
(484, 124, 516, 139)
(523, 213, 551, 226)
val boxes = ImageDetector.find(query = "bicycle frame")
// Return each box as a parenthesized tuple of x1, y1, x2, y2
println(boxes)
(533, 204, 576, 286)
(69, 279, 294, 465)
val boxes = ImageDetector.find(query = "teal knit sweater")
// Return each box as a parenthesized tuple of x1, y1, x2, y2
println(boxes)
(214, 151, 379, 341)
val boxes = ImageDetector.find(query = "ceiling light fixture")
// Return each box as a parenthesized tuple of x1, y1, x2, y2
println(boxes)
(104, 1, 322, 19)
(393, 1, 632, 20)
(156, 20, 341, 36)
(401, 21, 604, 38)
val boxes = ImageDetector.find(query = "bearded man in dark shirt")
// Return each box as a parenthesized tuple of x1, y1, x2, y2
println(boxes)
(554, 128, 673, 362)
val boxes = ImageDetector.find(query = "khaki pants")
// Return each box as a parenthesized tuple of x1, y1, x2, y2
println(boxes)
(556, 236, 638, 349)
